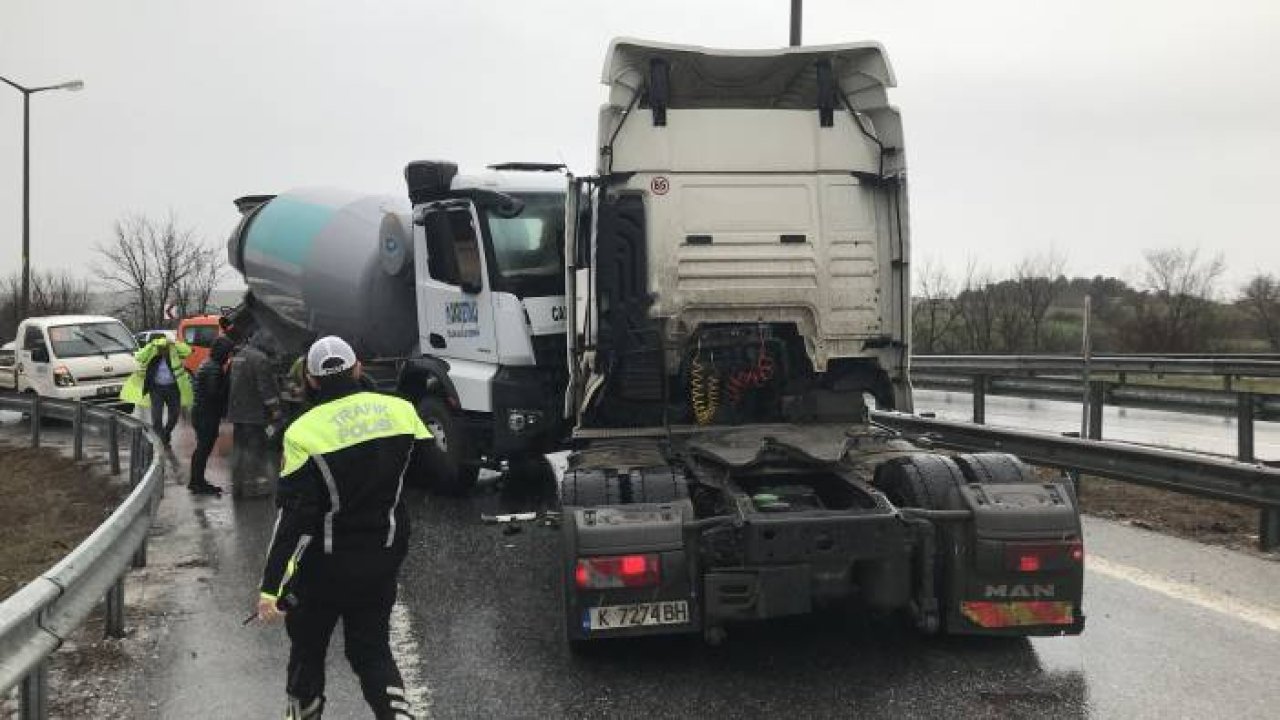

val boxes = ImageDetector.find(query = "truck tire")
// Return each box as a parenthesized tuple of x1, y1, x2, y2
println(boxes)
(874, 453, 966, 512)
(560, 467, 687, 507)
(874, 454, 966, 635)
(416, 396, 479, 496)
(953, 453, 1037, 485)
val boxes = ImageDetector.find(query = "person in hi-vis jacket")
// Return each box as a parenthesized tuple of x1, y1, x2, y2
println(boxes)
(254, 336, 431, 720)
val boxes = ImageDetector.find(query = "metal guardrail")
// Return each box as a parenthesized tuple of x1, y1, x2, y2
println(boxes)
(912, 354, 1280, 378)
(871, 410, 1280, 551)
(0, 394, 163, 719)
(913, 374, 1280, 421)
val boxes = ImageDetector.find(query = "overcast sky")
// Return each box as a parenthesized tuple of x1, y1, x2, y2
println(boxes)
(2, 0, 1278, 294)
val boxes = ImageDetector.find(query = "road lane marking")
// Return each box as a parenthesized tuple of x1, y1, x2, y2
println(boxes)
(1088, 555, 1280, 632)
(390, 585, 433, 718)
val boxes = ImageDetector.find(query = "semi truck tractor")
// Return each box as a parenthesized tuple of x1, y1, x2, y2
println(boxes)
(225, 168, 570, 493)
(556, 39, 1085, 647)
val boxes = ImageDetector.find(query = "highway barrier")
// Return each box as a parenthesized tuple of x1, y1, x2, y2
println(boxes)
(0, 394, 163, 720)
(911, 354, 1280, 465)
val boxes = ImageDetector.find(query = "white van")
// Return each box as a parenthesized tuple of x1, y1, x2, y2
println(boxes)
(0, 315, 139, 402)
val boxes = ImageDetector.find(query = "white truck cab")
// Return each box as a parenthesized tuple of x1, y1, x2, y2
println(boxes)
(0, 315, 138, 402)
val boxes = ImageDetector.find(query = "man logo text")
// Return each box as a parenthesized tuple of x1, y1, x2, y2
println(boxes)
(983, 584, 1055, 599)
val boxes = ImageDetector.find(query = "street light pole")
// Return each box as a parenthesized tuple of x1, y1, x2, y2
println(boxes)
(0, 75, 84, 320)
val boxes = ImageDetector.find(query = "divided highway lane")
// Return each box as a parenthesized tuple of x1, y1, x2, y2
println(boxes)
(398, 481, 1280, 719)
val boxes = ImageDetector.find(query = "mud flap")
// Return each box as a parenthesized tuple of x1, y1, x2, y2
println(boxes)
(946, 480, 1086, 636)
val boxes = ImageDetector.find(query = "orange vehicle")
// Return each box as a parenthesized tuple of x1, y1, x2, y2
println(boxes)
(177, 315, 223, 373)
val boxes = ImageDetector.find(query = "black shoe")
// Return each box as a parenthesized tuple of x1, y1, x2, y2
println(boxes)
(189, 482, 223, 496)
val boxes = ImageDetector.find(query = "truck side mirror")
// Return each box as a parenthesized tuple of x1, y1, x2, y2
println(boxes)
(31, 346, 49, 363)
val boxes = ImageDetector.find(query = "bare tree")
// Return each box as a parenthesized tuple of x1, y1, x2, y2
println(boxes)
(1016, 249, 1068, 351)
(1241, 273, 1280, 351)
(954, 261, 999, 352)
(95, 213, 225, 330)
(912, 258, 961, 354)
(172, 244, 226, 318)
(1, 271, 92, 339)
(991, 278, 1030, 352)
(1130, 248, 1225, 352)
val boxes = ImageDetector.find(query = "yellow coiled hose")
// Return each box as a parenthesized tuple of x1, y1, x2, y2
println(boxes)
(690, 351, 719, 425)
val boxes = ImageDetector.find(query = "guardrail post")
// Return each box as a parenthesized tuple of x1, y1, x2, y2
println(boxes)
(107, 415, 121, 475)
(19, 661, 48, 720)
(1237, 392, 1255, 463)
(128, 429, 143, 485)
(104, 578, 126, 638)
(972, 375, 986, 425)
(1262, 510, 1280, 553)
(29, 393, 41, 448)
(133, 531, 148, 569)
(72, 400, 85, 461)
(1088, 381, 1106, 440)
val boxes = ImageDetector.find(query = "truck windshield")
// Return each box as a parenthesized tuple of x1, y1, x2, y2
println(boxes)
(485, 192, 564, 296)
(48, 322, 137, 358)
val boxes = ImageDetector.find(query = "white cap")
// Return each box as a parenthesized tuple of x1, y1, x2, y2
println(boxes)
(306, 336, 358, 377)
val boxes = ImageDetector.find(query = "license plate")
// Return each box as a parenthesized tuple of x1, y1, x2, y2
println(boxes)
(587, 600, 689, 631)
(97, 385, 121, 396)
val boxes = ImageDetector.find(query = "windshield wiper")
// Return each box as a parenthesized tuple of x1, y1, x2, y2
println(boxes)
(72, 328, 111, 357)
(87, 327, 133, 354)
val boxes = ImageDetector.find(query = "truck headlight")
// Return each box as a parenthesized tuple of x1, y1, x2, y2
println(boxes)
(53, 365, 76, 387)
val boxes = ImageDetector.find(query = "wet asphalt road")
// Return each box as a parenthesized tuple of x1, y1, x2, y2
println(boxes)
(5, 412, 1280, 718)
(400, 477, 1280, 720)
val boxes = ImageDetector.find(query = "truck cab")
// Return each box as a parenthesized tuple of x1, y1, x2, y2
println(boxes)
(402, 163, 570, 490)
(1, 316, 138, 402)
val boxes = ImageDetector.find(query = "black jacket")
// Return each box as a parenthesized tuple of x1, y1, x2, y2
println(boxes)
(190, 358, 229, 428)
(258, 387, 432, 601)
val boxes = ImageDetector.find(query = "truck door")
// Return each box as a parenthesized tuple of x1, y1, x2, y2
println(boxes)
(415, 202, 500, 405)
(19, 325, 51, 392)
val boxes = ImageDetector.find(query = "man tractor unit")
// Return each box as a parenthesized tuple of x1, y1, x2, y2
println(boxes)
(555, 39, 1085, 647)
(225, 167, 571, 494)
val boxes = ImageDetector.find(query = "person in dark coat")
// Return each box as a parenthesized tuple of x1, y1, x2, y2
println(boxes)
(188, 336, 235, 495)
(227, 332, 283, 498)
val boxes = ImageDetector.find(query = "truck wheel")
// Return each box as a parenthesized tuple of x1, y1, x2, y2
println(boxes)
(560, 467, 688, 507)
(953, 453, 1036, 484)
(416, 397, 479, 496)
(874, 453, 966, 512)
(874, 454, 966, 635)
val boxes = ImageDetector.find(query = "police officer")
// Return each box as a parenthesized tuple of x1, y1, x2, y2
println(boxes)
(255, 336, 430, 720)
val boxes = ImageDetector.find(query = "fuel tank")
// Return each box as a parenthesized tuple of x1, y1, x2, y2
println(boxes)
(227, 187, 417, 358)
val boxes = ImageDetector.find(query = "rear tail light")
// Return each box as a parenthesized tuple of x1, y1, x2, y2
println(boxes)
(1006, 540, 1083, 573)
(574, 554, 660, 589)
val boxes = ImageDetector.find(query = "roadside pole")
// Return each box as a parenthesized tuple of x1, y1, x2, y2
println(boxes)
(1074, 296, 1092, 495)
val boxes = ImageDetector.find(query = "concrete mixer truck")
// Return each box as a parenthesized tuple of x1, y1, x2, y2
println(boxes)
(225, 166, 571, 494)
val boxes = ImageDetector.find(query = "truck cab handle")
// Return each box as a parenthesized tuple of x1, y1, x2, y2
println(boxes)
(429, 333, 447, 349)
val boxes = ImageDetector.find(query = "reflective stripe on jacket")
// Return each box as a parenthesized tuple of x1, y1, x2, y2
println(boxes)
(259, 389, 432, 600)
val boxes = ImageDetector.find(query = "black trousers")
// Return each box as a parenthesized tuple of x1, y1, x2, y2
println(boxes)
(188, 420, 219, 486)
(285, 552, 411, 719)
(149, 384, 181, 442)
